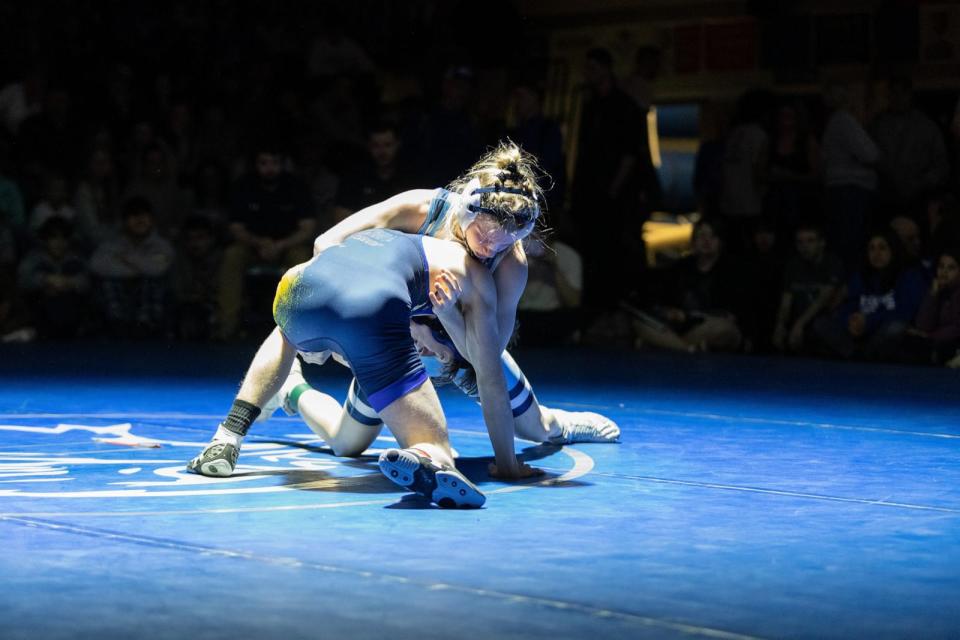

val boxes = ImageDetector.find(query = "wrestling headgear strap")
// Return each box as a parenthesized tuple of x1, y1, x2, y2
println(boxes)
(454, 177, 540, 235)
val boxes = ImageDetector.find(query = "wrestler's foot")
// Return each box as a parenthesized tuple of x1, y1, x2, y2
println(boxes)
(259, 357, 308, 421)
(549, 409, 621, 444)
(186, 441, 239, 477)
(378, 448, 485, 509)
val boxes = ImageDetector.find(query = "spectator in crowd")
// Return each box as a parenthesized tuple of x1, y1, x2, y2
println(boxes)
(0, 141, 25, 273)
(118, 117, 172, 186)
(927, 192, 960, 262)
(624, 45, 661, 114)
(298, 143, 339, 233)
(217, 144, 316, 340)
(772, 223, 845, 354)
(517, 237, 582, 346)
(331, 120, 415, 222)
(193, 103, 240, 176)
(889, 214, 933, 280)
(740, 218, 784, 352)
(0, 65, 46, 136)
(15, 86, 84, 191)
(951, 96, 960, 190)
(273, 88, 315, 164)
(811, 229, 925, 360)
(310, 74, 367, 169)
(412, 65, 482, 186)
(174, 215, 223, 340)
(571, 47, 652, 319)
(871, 76, 949, 217)
(719, 90, 771, 253)
(123, 144, 195, 234)
(90, 197, 175, 338)
(820, 83, 879, 271)
(632, 219, 743, 353)
(164, 100, 198, 182)
(191, 159, 230, 223)
(0, 223, 15, 276)
(97, 63, 138, 147)
(74, 147, 121, 246)
(29, 174, 78, 235)
(693, 101, 727, 218)
(17, 216, 90, 339)
(901, 248, 960, 364)
(305, 21, 376, 79)
(0, 273, 35, 343)
(508, 80, 566, 217)
(765, 99, 820, 239)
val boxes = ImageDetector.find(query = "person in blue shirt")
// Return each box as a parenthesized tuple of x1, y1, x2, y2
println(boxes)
(812, 229, 925, 360)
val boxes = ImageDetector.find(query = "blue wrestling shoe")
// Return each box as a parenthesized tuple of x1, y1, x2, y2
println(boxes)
(378, 448, 485, 509)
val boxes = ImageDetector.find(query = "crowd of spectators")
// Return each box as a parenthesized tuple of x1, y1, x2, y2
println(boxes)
(626, 76, 960, 368)
(0, 4, 553, 343)
(0, 4, 957, 371)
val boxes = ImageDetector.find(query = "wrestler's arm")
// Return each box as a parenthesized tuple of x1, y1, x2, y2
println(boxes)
(491, 243, 528, 354)
(313, 189, 433, 255)
(431, 244, 527, 355)
(457, 264, 525, 477)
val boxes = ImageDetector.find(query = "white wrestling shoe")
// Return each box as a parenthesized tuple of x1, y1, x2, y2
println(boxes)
(258, 357, 308, 421)
(548, 408, 621, 444)
(378, 448, 485, 509)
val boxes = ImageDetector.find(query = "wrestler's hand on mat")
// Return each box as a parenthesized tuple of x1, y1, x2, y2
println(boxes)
(487, 459, 544, 480)
(430, 270, 462, 316)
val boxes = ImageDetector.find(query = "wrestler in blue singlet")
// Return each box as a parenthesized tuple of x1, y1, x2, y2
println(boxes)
(339, 189, 530, 419)
(273, 228, 431, 412)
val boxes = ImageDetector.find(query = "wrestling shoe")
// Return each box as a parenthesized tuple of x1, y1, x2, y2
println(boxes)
(258, 357, 309, 421)
(186, 441, 239, 477)
(378, 448, 485, 509)
(548, 408, 621, 444)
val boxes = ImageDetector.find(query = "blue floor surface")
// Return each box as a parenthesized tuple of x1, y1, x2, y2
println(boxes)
(0, 343, 958, 639)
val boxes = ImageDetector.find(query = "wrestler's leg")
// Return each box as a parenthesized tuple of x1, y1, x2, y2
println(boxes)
(299, 378, 384, 457)
(187, 327, 297, 476)
(235, 326, 299, 408)
(489, 351, 620, 444)
(376, 379, 485, 508)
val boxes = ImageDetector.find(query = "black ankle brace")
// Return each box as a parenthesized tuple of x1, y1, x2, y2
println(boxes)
(222, 399, 261, 436)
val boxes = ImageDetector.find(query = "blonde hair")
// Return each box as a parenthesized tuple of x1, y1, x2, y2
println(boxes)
(445, 140, 546, 236)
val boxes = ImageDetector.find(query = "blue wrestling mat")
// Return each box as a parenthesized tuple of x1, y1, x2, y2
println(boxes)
(1, 343, 958, 639)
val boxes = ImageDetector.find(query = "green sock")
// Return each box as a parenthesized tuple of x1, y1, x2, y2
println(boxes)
(288, 383, 312, 412)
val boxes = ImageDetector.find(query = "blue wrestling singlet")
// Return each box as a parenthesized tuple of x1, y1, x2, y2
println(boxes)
(273, 229, 431, 411)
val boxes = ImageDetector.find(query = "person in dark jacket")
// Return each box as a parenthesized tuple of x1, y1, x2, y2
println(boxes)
(17, 215, 89, 338)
